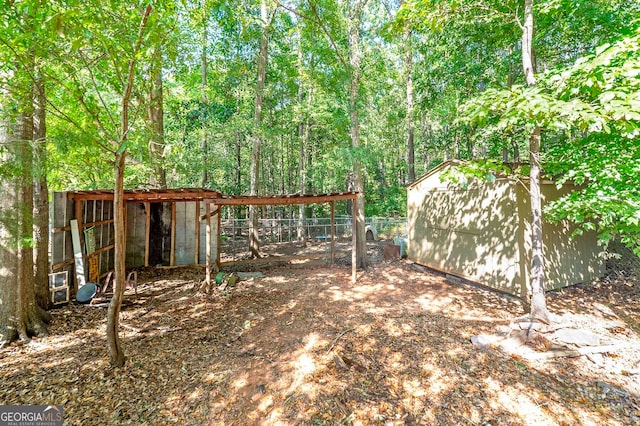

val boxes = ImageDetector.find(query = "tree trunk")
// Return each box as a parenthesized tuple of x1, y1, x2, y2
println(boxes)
(348, 0, 368, 269)
(201, 5, 209, 188)
(106, 4, 152, 367)
(33, 75, 50, 309)
(148, 53, 167, 189)
(0, 116, 23, 345)
(521, 0, 550, 323)
(405, 28, 416, 183)
(296, 33, 308, 242)
(249, 0, 269, 258)
(0, 108, 49, 346)
(107, 152, 126, 367)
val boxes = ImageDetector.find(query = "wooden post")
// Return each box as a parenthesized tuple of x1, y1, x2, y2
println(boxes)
(123, 201, 128, 267)
(351, 196, 356, 283)
(144, 202, 150, 267)
(330, 201, 335, 265)
(216, 206, 221, 269)
(205, 203, 211, 284)
(170, 202, 176, 266)
(194, 200, 200, 265)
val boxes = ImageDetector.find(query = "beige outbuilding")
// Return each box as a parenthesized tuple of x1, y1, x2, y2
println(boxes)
(407, 160, 604, 297)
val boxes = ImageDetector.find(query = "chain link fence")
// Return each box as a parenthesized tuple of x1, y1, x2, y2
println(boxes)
(220, 217, 407, 244)
(605, 240, 640, 283)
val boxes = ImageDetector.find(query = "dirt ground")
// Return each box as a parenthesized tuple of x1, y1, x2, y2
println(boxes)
(1, 241, 640, 425)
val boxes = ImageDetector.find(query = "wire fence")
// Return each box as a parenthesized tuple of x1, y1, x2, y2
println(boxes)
(606, 240, 640, 283)
(220, 216, 408, 243)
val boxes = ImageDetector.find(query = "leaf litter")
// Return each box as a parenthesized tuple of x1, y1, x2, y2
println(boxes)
(1, 258, 640, 425)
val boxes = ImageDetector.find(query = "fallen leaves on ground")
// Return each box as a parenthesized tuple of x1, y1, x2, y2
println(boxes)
(1, 258, 640, 425)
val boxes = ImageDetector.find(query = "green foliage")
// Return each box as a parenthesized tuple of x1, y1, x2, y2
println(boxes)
(5, 0, 637, 232)
(459, 26, 640, 254)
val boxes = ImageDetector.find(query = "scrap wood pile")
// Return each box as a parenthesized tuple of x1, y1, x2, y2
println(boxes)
(1, 262, 639, 425)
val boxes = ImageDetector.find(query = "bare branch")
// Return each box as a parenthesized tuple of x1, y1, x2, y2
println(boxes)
(79, 49, 119, 132)
(306, 0, 349, 70)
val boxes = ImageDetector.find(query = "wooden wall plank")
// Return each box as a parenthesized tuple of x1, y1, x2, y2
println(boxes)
(195, 200, 200, 265)
(170, 202, 176, 266)
(145, 202, 150, 267)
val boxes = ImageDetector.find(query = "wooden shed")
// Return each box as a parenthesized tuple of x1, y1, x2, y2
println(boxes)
(51, 188, 361, 296)
(51, 189, 222, 291)
(407, 160, 604, 297)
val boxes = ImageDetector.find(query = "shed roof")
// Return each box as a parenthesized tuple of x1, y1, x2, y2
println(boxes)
(66, 188, 358, 205)
(67, 188, 223, 202)
(406, 160, 464, 189)
(407, 160, 556, 190)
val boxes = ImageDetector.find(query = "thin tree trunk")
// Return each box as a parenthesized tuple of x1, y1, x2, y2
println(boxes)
(405, 28, 416, 183)
(249, 0, 270, 258)
(148, 53, 166, 189)
(348, 0, 368, 269)
(521, 0, 550, 323)
(33, 74, 50, 309)
(107, 152, 126, 367)
(201, 4, 209, 187)
(297, 33, 307, 241)
(106, 4, 152, 367)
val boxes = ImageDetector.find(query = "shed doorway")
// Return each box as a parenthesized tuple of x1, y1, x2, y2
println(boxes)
(148, 202, 172, 266)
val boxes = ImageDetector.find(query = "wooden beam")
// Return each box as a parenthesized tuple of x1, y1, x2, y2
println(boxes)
(194, 200, 200, 265)
(352, 206, 356, 283)
(330, 201, 335, 265)
(199, 206, 219, 221)
(51, 243, 116, 272)
(205, 203, 211, 284)
(170, 202, 176, 266)
(216, 207, 221, 269)
(144, 202, 150, 267)
(52, 218, 115, 234)
(68, 188, 222, 202)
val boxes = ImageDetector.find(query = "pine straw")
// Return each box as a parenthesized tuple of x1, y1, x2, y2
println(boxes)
(1, 261, 639, 425)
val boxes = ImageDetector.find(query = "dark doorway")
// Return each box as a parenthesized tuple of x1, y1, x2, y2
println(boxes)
(149, 203, 172, 266)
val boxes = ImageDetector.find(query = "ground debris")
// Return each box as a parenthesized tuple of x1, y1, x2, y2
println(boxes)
(1, 256, 639, 425)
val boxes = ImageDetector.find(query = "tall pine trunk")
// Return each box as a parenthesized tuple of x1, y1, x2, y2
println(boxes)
(296, 32, 310, 242)
(405, 28, 416, 183)
(0, 116, 22, 346)
(249, 0, 270, 258)
(33, 74, 50, 309)
(0, 101, 49, 346)
(148, 53, 166, 189)
(348, 0, 368, 270)
(201, 2, 209, 188)
(521, 0, 550, 323)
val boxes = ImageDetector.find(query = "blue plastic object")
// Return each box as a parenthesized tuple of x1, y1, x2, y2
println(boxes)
(76, 282, 98, 303)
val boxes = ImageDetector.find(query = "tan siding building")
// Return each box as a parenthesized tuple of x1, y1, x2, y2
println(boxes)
(407, 161, 603, 297)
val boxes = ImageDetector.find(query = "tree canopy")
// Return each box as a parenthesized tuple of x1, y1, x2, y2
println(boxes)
(1, 0, 637, 244)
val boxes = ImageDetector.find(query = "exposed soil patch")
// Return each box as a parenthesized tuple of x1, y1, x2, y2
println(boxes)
(1, 255, 639, 425)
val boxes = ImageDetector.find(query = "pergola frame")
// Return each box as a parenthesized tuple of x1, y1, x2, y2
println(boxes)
(59, 189, 359, 284)
(207, 191, 359, 283)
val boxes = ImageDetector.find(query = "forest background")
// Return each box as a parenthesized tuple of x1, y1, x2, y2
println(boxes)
(1, 0, 639, 253)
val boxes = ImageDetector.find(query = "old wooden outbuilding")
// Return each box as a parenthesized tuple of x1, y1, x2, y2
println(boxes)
(51, 189, 223, 290)
(407, 160, 604, 297)
(51, 188, 359, 298)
